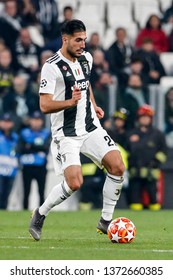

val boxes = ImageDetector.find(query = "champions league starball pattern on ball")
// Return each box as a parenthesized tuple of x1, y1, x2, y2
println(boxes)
(107, 217, 136, 243)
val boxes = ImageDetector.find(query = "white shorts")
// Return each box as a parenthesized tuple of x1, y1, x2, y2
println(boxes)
(51, 127, 120, 175)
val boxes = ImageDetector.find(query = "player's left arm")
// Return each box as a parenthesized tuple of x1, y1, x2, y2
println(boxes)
(89, 85, 104, 119)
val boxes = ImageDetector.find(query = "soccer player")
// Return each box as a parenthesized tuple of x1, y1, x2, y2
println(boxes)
(29, 19, 125, 241)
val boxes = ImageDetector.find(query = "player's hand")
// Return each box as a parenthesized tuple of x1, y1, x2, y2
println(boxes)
(71, 85, 82, 106)
(95, 106, 104, 119)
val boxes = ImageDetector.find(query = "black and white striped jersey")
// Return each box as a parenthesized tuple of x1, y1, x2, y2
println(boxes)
(39, 50, 101, 138)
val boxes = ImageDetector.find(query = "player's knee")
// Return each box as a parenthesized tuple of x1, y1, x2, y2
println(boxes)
(65, 167, 83, 191)
(108, 161, 125, 177)
(68, 177, 83, 191)
(117, 162, 125, 176)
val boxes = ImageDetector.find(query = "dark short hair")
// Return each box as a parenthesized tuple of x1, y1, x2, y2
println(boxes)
(63, 6, 73, 13)
(61, 19, 86, 35)
(115, 27, 126, 34)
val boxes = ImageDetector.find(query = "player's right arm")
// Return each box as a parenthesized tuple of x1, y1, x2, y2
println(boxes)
(40, 86, 81, 114)
(39, 63, 81, 114)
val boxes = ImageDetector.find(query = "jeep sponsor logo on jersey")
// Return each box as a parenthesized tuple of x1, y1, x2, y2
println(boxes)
(71, 80, 90, 91)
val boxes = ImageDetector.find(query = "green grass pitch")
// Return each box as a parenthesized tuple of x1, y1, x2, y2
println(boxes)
(0, 209, 173, 260)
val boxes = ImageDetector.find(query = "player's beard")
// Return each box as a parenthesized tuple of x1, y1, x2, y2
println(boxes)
(67, 47, 82, 58)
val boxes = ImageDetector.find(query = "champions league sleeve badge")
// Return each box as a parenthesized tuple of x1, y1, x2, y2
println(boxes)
(40, 79, 47, 88)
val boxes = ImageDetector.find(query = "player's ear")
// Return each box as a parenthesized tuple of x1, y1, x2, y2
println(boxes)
(62, 35, 68, 44)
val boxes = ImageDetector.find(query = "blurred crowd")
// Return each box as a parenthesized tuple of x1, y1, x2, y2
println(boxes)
(0, 0, 173, 210)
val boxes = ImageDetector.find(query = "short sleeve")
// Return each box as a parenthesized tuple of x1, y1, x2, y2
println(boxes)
(39, 62, 57, 94)
(84, 52, 93, 70)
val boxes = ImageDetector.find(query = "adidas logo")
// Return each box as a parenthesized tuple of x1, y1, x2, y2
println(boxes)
(66, 71, 71, 77)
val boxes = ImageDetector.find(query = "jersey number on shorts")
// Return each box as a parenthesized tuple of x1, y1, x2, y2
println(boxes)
(104, 135, 115, 146)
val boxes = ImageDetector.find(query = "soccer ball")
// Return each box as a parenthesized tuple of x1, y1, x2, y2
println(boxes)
(107, 217, 136, 243)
